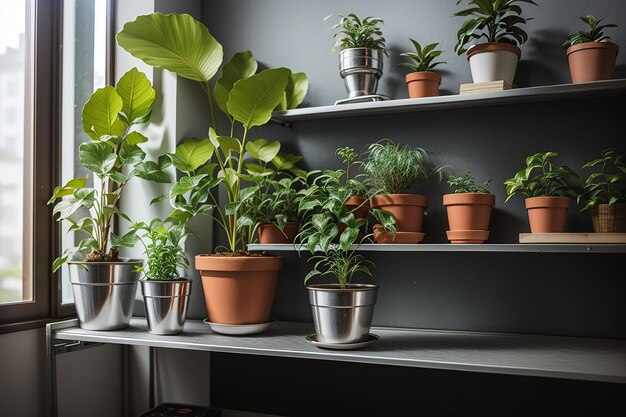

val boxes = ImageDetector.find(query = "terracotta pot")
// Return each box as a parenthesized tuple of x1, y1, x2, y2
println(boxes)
(373, 224, 424, 244)
(566, 42, 618, 83)
(345, 196, 369, 219)
(590, 203, 626, 233)
(370, 194, 428, 232)
(443, 193, 495, 244)
(446, 230, 490, 244)
(466, 42, 521, 85)
(195, 255, 282, 325)
(257, 222, 299, 244)
(405, 71, 441, 98)
(525, 196, 570, 233)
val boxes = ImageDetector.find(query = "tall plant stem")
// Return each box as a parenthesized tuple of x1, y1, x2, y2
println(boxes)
(202, 81, 218, 132)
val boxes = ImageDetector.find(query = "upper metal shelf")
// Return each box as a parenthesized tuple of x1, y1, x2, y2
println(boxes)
(271, 79, 626, 122)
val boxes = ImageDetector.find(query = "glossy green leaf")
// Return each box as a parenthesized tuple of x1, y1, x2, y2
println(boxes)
(134, 161, 171, 183)
(245, 138, 280, 163)
(215, 50, 257, 115)
(81, 86, 126, 140)
(79, 142, 117, 175)
(48, 178, 87, 204)
(119, 143, 146, 166)
(125, 131, 149, 146)
(173, 138, 214, 173)
(110, 230, 140, 248)
(285, 72, 308, 109)
(115, 67, 155, 124)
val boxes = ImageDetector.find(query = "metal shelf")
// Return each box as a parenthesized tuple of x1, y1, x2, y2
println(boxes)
(271, 79, 626, 122)
(49, 318, 626, 384)
(247, 243, 626, 253)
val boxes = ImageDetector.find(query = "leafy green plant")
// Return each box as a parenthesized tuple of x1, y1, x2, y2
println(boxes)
(448, 172, 491, 193)
(577, 148, 626, 211)
(326, 13, 386, 54)
(132, 220, 189, 281)
(454, 0, 537, 55)
(362, 139, 445, 195)
(399, 39, 446, 72)
(562, 15, 618, 49)
(504, 152, 578, 202)
(48, 68, 170, 271)
(116, 13, 308, 253)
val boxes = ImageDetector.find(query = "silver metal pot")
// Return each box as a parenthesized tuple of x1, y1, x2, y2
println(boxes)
(68, 260, 142, 331)
(339, 48, 384, 98)
(307, 283, 378, 344)
(140, 278, 192, 335)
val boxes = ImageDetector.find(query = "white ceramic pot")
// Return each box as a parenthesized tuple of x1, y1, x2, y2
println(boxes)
(467, 42, 521, 85)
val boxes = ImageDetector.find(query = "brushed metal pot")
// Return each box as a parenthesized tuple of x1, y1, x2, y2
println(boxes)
(140, 278, 192, 335)
(307, 283, 378, 344)
(339, 48, 384, 98)
(68, 260, 142, 331)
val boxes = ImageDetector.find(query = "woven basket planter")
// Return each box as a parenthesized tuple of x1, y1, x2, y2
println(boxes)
(591, 203, 626, 233)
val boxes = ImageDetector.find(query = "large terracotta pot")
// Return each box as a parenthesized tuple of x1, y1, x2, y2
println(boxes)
(590, 203, 626, 233)
(371, 194, 428, 233)
(195, 255, 282, 324)
(345, 196, 369, 219)
(467, 42, 521, 85)
(525, 196, 570, 233)
(443, 193, 495, 244)
(566, 41, 618, 83)
(257, 222, 299, 244)
(406, 71, 441, 98)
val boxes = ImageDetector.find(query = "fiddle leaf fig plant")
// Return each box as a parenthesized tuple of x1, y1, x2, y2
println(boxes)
(577, 148, 626, 211)
(562, 15, 618, 49)
(117, 13, 308, 253)
(448, 171, 491, 193)
(326, 13, 387, 54)
(48, 68, 170, 272)
(399, 39, 446, 72)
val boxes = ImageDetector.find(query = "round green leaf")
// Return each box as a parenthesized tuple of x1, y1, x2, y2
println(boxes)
(116, 67, 156, 124)
(82, 86, 126, 140)
(245, 138, 280, 163)
(215, 51, 258, 115)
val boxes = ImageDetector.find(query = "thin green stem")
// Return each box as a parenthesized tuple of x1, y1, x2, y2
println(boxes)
(202, 81, 218, 132)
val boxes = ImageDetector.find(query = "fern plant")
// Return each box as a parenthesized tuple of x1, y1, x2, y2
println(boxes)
(399, 39, 446, 72)
(448, 172, 491, 194)
(562, 15, 618, 49)
(326, 13, 386, 54)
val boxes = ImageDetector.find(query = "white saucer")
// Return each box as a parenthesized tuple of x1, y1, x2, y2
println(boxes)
(202, 318, 277, 335)
(306, 333, 379, 350)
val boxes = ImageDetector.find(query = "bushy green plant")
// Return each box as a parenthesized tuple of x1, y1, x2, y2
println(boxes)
(399, 39, 446, 72)
(454, 0, 537, 55)
(362, 139, 445, 195)
(504, 152, 578, 202)
(326, 13, 386, 54)
(448, 172, 491, 193)
(577, 148, 626, 211)
(132, 220, 189, 281)
(562, 15, 617, 49)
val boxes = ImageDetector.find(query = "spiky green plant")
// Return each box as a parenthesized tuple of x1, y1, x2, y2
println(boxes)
(399, 39, 446, 72)
(326, 13, 386, 54)
(562, 15, 618, 49)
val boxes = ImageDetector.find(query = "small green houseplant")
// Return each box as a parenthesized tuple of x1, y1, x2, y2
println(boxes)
(443, 172, 495, 244)
(504, 152, 578, 233)
(399, 39, 446, 98)
(454, 0, 537, 85)
(577, 148, 626, 232)
(562, 15, 619, 83)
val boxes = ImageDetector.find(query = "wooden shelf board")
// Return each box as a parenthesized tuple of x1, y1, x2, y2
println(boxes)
(519, 233, 626, 244)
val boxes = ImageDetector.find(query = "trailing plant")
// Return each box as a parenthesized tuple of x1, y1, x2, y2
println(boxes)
(504, 152, 578, 202)
(132, 220, 189, 281)
(562, 15, 618, 49)
(399, 39, 446, 72)
(577, 148, 626, 211)
(448, 171, 491, 193)
(48, 68, 170, 271)
(326, 13, 386, 54)
(117, 13, 308, 253)
(454, 0, 537, 55)
(362, 139, 445, 195)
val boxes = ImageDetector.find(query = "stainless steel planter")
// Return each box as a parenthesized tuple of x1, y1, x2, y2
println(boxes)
(140, 278, 192, 335)
(307, 283, 378, 344)
(68, 260, 142, 331)
(339, 48, 384, 98)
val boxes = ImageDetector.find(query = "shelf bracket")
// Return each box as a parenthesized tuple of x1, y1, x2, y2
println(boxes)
(54, 340, 103, 354)
(269, 118, 292, 128)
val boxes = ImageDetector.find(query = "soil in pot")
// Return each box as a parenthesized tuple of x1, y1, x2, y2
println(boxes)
(370, 194, 428, 233)
(257, 222, 299, 244)
(566, 42, 618, 83)
(406, 71, 441, 98)
(525, 196, 570, 233)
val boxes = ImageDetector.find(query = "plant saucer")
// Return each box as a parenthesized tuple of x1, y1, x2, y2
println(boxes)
(305, 333, 379, 350)
(203, 318, 277, 336)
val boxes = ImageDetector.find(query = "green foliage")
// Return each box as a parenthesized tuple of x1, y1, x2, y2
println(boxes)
(504, 152, 578, 202)
(454, 0, 537, 55)
(326, 13, 386, 54)
(117, 13, 309, 253)
(577, 148, 626, 211)
(399, 39, 446, 72)
(132, 220, 189, 281)
(48, 68, 168, 271)
(562, 15, 618, 49)
(448, 171, 491, 193)
(362, 139, 445, 195)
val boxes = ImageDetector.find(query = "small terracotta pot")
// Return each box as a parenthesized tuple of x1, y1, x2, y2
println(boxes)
(590, 203, 626, 233)
(257, 222, 299, 244)
(195, 255, 282, 325)
(566, 41, 618, 83)
(443, 193, 495, 244)
(345, 196, 369, 219)
(525, 196, 570, 233)
(373, 224, 424, 244)
(370, 194, 428, 233)
(405, 71, 441, 98)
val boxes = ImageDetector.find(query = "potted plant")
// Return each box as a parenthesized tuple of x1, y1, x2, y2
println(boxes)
(363, 139, 444, 243)
(399, 38, 446, 98)
(443, 172, 494, 244)
(454, 0, 537, 85)
(117, 13, 308, 330)
(132, 220, 192, 335)
(326, 13, 386, 99)
(504, 152, 578, 233)
(577, 148, 626, 233)
(48, 68, 169, 330)
(562, 15, 619, 83)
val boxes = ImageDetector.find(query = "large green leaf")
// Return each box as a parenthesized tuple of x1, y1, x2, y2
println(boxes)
(245, 138, 280, 163)
(134, 161, 171, 183)
(82, 86, 126, 140)
(215, 51, 257, 115)
(115, 67, 155, 124)
(285, 72, 308, 109)
(116, 13, 223, 82)
(172, 138, 215, 173)
(227, 67, 291, 129)
(79, 142, 117, 175)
